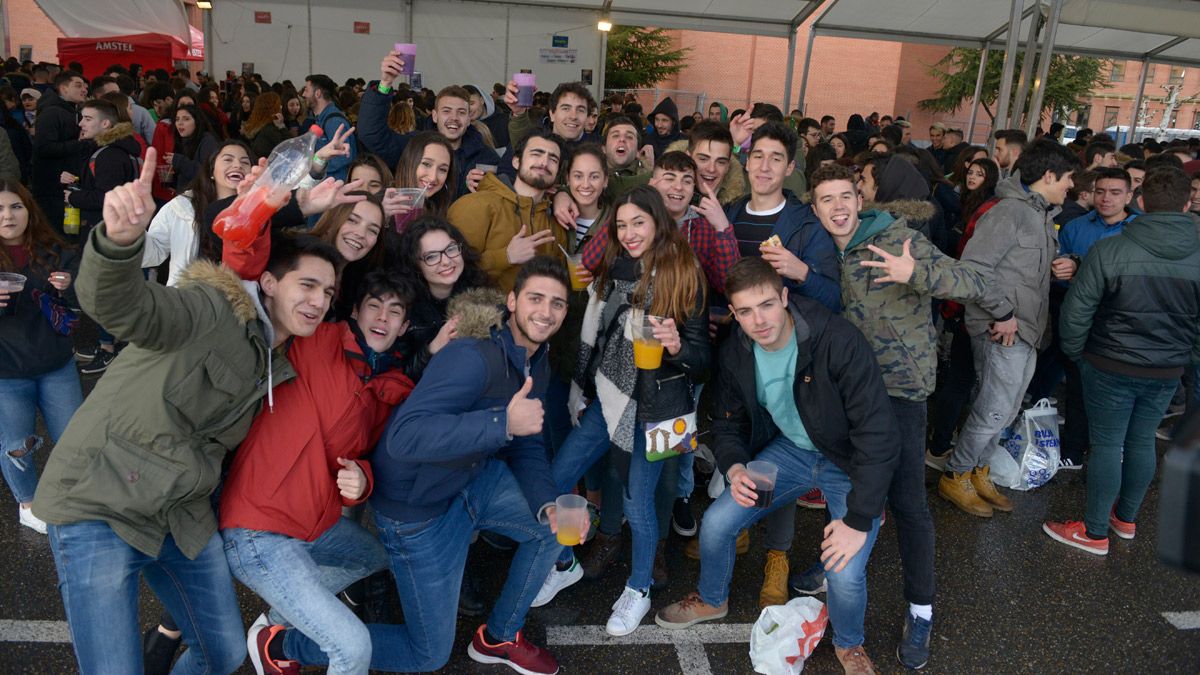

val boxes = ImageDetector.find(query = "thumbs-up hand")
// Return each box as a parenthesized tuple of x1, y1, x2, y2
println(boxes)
(506, 377, 544, 437)
(506, 224, 557, 265)
(335, 457, 367, 501)
(103, 147, 159, 246)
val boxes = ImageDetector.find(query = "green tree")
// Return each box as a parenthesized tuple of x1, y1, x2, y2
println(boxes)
(918, 47, 1110, 124)
(604, 26, 690, 90)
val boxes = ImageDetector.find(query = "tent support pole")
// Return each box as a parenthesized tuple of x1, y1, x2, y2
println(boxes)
(967, 46, 989, 144)
(1025, 0, 1062, 137)
(1011, 1, 1042, 129)
(994, 0, 1025, 136)
(306, 0, 313, 76)
(796, 28, 816, 115)
(783, 24, 797, 113)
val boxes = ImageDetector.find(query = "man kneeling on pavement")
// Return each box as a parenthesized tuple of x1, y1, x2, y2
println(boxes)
(656, 257, 900, 675)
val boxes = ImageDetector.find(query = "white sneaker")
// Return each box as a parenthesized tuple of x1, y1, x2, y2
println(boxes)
(18, 506, 46, 534)
(924, 449, 949, 472)
(606, 586, 651, 636)
(530, 557, 583, 607)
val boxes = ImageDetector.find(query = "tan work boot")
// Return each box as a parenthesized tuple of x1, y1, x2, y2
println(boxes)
(655, 592, 728, 629)
(759, 549, 789, 609)
(971, 466, 1013, 512)
(685, 528, 749, 560)
(835, 644, 879, 675)
(938, 471, 993, 517)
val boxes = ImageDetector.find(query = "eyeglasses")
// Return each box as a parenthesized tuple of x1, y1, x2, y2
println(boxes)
(420, 243, 463, 266)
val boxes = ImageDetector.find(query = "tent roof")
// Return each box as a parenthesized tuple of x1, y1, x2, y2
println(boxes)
(810, 0, 1200, 67)
(462, 0, 1200, 65)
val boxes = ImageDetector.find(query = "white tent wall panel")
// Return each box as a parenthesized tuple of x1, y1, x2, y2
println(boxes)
(208, 0, 601, 95)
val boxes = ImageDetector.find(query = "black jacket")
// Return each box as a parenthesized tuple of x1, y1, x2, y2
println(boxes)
(709, 294, 899, 532)
(1060, 211, 1200, 378)
(0, 243, 79, 378)
(69, 123, 141, 229)
(31, 90, 90, 201)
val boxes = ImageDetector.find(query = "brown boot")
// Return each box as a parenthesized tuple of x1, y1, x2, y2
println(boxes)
(938, 471, 993, 517)
(651, 540, 669, 591)
(835, 644, 879, 675)
(971, 466, 1013, 512)
(758, 549, 789, 609)
(581, 531, 621, 580)
(685, 528, 750, 560)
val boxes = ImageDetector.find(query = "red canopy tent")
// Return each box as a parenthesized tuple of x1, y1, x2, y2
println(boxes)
(57, 32, 202, 78)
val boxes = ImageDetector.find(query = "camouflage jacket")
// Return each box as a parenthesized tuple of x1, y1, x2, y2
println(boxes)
(837, 209, 990, 401)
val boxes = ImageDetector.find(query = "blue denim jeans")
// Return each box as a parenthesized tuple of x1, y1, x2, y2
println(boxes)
(48, 521, 245, 675)
(697, 436, 880, 649)
(0, 358, 83, 504)
(283, 458, 560, 672)
(551, 400, 665, 591)
(1079, 361, 1178, 536)
(222, 517, 389, 675)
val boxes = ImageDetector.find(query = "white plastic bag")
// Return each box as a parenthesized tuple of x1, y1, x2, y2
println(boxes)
(749, 597, 828, 675)
(1001, 398, 1060, 491)
(986, 442, 1022, 489)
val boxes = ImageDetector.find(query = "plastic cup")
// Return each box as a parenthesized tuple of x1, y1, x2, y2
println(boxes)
(632, 312, 665, 370)
(566, 254, 588, 291)
(476, 163, 498, 174)
(394, 43, 416, 76)
(0, 272, 26, 317)
(156, 164, 174, 185)
(745, 460, 778, 508)
(514, 72, 536, 108)
(392, 187, 427, 232)
(555, 494, 589, 546)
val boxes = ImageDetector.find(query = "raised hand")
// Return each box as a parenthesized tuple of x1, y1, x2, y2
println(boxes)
(506, 377, 544, 437)
(503, 79, 526, 115)
(103, 146, 158, 246)
(315, 124, 356, 163)
(380, 50, 406, 89)
(859, 239, 916, 285)
(296, 177, 367, 216)
(695, 183, 729, 232)
(506, 225, 557, 265)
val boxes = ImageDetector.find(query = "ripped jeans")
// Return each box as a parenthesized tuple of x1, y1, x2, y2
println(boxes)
(0, 359, 83, 503)
(946, 335, 1037, 474)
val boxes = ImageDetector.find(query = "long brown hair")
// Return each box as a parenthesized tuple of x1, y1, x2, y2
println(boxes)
(310, 195, 388, 267)
(394, 132, 457, 217)
(0, 180, 70, 274)
(242, 91, 282, 137)
(596, 184, 704, 324)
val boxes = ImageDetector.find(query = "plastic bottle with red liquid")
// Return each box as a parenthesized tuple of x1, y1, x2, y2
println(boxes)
(213, 124, 325, 247)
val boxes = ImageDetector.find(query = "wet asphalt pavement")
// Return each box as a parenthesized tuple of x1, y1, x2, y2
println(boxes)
(2, 325, 1199, 674)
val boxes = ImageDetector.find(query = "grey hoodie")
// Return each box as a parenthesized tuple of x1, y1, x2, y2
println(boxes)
(960, 174, 1059, 347)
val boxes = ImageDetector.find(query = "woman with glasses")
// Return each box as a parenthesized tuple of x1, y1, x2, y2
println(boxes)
(395, 216, 492, 381)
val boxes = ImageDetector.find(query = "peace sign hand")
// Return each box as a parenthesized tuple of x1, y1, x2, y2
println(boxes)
(859, 239, 916, 285)
(315, 124, 355, 163)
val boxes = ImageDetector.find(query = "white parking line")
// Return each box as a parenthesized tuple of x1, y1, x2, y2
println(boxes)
(546, 624, 754, 675)
(1162, 611, 1200, 630)
(0, 620, 71, 643)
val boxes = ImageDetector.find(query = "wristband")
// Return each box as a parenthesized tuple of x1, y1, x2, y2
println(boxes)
(378, 83, 392, 94)
(311, 154, 327, 167)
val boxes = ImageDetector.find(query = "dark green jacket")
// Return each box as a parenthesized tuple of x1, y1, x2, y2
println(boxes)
(33, 226, 295, 559)
(837, 210, 989, 400)
(1060, 211, 1200, 373)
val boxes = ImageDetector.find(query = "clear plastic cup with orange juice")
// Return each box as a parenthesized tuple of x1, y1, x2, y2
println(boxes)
(632, 312, 665, 370)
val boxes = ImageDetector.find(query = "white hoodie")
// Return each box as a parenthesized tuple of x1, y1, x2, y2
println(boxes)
(142, 194, 199, 287)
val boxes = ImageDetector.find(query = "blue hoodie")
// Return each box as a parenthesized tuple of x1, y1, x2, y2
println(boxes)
(370, 321, 558, 523)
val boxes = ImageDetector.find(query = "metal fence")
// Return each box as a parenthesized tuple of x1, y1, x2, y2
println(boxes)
(604, 88, 710, 116)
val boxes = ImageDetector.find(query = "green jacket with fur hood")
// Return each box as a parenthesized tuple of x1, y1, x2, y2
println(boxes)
(33, 226, 295, 559)
(836, 209, 990, 401)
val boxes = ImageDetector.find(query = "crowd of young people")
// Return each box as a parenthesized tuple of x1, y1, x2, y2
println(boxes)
(1, 49, 1199, 675)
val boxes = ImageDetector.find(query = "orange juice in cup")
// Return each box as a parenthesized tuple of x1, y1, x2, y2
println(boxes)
(633, 313, 664, 370)
(566, 254, 588, 291)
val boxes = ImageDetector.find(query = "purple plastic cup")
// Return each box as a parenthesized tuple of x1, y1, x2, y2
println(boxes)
(395, 43, 416, 76)
(514, 72, 536, 107)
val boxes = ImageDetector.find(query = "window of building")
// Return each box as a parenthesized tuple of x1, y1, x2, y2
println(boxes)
(1075, 107, 1090, 129)
(1103, 105, 1121, 130)
(1145, 64, 1156, 82)
(1110, 61, 1125, 82)
(1168, 66, 1185, 85)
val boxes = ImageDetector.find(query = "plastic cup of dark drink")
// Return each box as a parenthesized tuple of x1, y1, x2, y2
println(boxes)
(745, 460, 778, 508)
(395, 43, 416, 75)
(514, 72, 536, 108)
(0, 273, 26, 317)
(391, 187, 427, 232)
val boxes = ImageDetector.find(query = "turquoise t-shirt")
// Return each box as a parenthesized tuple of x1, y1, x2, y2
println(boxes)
(754, 333, 818, 452)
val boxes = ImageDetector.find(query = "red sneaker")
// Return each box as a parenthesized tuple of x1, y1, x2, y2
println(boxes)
(1109, 509, 1136, 540)
(247, 619, 299, 675)
(467, 625, 560, 675)
(796, 488, 826, 509)
(1042, 520, 1109, 556)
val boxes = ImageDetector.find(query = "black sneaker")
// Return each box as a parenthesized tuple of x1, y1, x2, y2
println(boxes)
(142, 626, 182, 675)
(897, 611, 932, 670)
(672, 497, 697, 537)
(79, 349, 116, 375)
(74, 345, 100, 362)
(788, 560, 827, 596)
